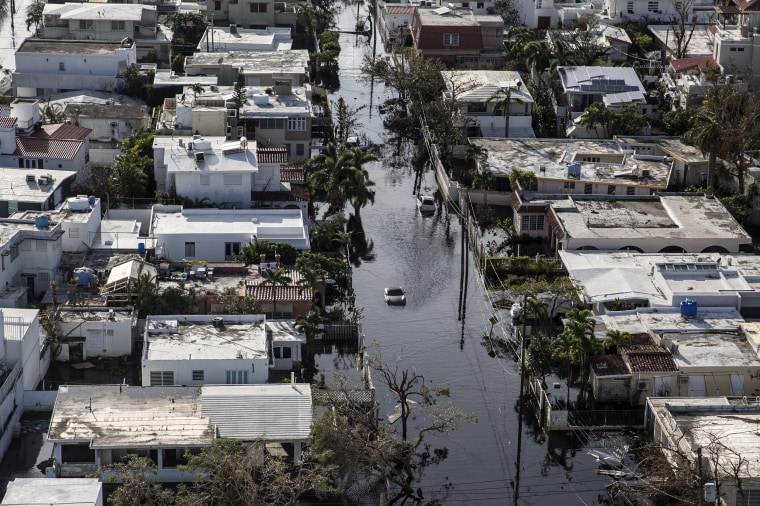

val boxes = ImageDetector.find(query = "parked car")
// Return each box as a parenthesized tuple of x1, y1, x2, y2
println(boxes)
(417, 194, 436, 214)
(384, 287, 406, 305)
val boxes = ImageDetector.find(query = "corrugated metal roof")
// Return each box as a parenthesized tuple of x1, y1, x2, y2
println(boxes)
(201, 384, 312, 440)
(15, 137, 84, 160)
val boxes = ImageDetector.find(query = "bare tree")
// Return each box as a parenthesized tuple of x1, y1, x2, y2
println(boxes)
(670, 0, 699, 59)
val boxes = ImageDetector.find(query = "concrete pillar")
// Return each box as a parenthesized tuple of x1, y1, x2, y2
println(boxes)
(294, 441, 302, 464)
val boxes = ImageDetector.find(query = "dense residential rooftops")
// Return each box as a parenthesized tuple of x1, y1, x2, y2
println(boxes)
(144, 315, 269, 361)
(474, 138, 671, 187)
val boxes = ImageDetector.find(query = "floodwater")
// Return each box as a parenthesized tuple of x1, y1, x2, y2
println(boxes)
(316, 5, 612, 505)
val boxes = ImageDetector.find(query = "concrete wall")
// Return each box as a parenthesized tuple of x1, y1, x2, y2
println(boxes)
(24, 389, 57, 411)
(142, 357, 269, 386)
(174, 172, 254, 208)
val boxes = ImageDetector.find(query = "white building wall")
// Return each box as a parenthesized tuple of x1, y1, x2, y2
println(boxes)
(142, 357, 269, 386)
(4, 310, 46, 391)
(15, 47, 136, 76)
(173, 172, 254, 208)
(563, 236, 746, 253)
(254, 164, 281, 192)
(61, 199, 102, 252)
(57, 319, 133, 359)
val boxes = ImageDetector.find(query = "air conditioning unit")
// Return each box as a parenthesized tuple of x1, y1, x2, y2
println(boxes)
(25, 174, 36, 183)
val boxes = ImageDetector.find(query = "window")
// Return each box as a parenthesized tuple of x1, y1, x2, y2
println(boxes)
(288, 117, 306, 131)
(258, 118, 284, 129)
(229, 0, 238, 4)
(20, 241, 30, 251)
(477, 2, 484, 7)
(199, 174, 210, 185)
(224, 174, 243, 185)
(250, 2, 267, 12)
(296, 144, 305, 157)
(59, 62, 65, 72)
(79, 20, 93, 29)
(111, 21, 125, 30)
(468, 103, 487, 113)
(273, 346, 292, 359)
(192, 370, 205, 381)
(607, 185, 616, 195)
(214, 0, 221, 9)
(443, 33, 460, 46)
(584, 183, 593, 194)
(185, 242, 196, 258)
(647, 1, 658, 11)
(626, 1, 634, 13)
(462, 2, 469, 7)
(69, 228, 79, 238)
(150, 371, 174, 386)
(626, 186, 635, 195)
(225, 242, 241, 257)
(521, 215, 545, 231)
(580, 156, 601, 163)
(563, 181, 575, 189)
(226, 370, 248, 384)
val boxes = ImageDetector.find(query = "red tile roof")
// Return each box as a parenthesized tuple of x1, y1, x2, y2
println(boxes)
(257, 147, 288, 164)
(590, 354, 630, 377)
(34, 123, 91, 141)
(280, 167, 305, 182)
(15, 137, 83, 160)
(670, 56, 718, 73)
(245, 284, 311, 301)
(0, 117, 17, 129)
(623, 353, 678, 373)
(386, 5, 415, 14)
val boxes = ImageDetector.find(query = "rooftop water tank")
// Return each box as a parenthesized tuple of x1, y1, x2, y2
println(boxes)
(252, 94, 270, 106)
(73, 267, 95, 286)
(138, 242, 146, 255)
(67, 196, 90, 212)
(568, 162, 582, 179)
(88, 196, 96, 206)
(34, 215, 49, 229)
(246, 87, 259, 98)
(680, 298, 698, 318)
(193, 139, 212, 151)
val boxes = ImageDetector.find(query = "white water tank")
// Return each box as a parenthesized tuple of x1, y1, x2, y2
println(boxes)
(252, 94, 270, 106)
(246, 87, 259, 98)
(67, 196, 90, 212)
(193, 139, 212, 151)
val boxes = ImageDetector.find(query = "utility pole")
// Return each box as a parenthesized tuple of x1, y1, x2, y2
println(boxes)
(697, 446, 704, 506)
(514, 298, 528, 505)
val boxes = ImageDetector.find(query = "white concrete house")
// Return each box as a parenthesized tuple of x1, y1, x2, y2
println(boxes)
(441, 70, 535, 138)
(0, 167, 77, 218)
(184, 50, 310, 88)
(142, 315, 306, 386)
(48, 383, 312, 479)
(56, 306, 136, 361)
(153, 135, 259, 208)
(2, 478, 103, 506)
(12, 39, 137, 98)
(148, 205, 310, 262)
(0, 309, 50, 467)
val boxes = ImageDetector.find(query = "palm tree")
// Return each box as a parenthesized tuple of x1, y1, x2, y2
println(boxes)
(296, 266, 326, 302)
(190, 83, 205, 101)
(524, 297, 549, 329)
(261, 267, 292, 317)
(688, 110, 721, 193)
(562, 308, 600, 399)
(487, 86, 524, 138)
(579, 102, 616, 139)
(342, 167, 376, 222)
(26, 0, 44, 36)
(603, 329, 631, 355)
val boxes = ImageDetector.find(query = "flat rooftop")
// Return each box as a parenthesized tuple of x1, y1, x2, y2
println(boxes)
(150, 208, 309, 248)
(154, 135, 258, 174)
(560, 251, 760, 305)
(551, 195, 751, 242)
(48, 385, 215, 447)
(43, 2, 151, 21)
(58, 306, 133, 323)
(474, 138, 671, 187)
(416, 7, 481, 26)
(144, 315, 268, 361)
(16, 39, 132, 54)
(1, 478, 102, 506)
(0, 168, 75, 203)
(442, 70, 534, 103)
(152, 70, 217, 87)
(185, 49, 309, 75)
(13, 197, 101, 224)
(603, 306, 744, 335)
(197, 26, 292, 52)
(664, 329, 760, 368)
(649, 25, 714, 57)
(649, 397, 760, 478)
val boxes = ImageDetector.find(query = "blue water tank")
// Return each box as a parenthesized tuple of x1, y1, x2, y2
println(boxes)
(680, 298, 698, 317)
(88, 196, 96, 206)
(138, 242, 146, 255)
(73, 267, 94, 286)
(35, 215, 49, 229)
(187, 141, 194, 151)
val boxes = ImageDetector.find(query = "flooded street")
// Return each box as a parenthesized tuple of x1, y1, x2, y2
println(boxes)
(320, 5, 609, 504)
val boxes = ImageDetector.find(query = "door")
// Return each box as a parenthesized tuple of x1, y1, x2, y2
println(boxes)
(730, 374, 745, 396)
(688, 375, 706, 396)
(653, 376, 671, 397)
